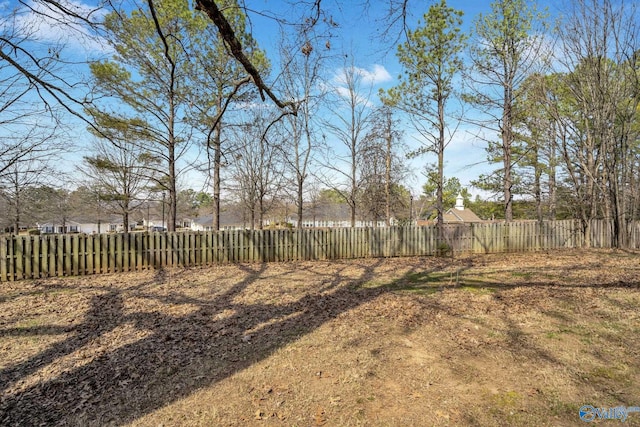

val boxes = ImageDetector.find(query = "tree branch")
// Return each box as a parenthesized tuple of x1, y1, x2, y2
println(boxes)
(194, 0, 297, 112)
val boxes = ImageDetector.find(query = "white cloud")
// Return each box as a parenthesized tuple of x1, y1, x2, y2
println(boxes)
(332, 64, 393, 86)
(356, 64, 393, 84)
(325, 64, 393, 108)
(11, 0, 109, 56)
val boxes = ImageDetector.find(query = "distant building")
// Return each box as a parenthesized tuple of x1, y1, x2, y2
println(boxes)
(189, 211, 246, 231)
(442, 194, 483, 223)
(37, 220, 82, 234)
(38, 217, 145, 234)
(415, 194, 483, 225)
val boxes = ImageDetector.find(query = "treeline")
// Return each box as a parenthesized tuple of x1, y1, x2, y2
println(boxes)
(1, 0, 639, 247)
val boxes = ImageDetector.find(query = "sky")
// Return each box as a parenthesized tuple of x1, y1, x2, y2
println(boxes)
(225, 0, 560, 199)
(3, 0, 561, 200)
(267, 0, 493, 197)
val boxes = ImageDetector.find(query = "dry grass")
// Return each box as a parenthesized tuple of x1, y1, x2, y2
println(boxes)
(1, 249, 640, 426)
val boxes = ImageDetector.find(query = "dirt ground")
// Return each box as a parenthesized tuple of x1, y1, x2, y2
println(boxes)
(1, 249, 639, 426)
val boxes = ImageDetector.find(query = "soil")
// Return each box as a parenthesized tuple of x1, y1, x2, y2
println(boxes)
(1, 249, 639, 426)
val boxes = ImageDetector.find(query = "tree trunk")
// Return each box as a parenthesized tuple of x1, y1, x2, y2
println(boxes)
(168, 143, 177, 232)
(297, 174, 304, 229)
(436, 95, 445, 241)
(548, 125, 557, 220)
(212, 124, 222, 231)
(385, 113, 392, 227)
(503, 86, 514, 222)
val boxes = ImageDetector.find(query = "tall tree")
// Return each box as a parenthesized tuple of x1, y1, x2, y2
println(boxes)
(87, 0, 207, 231)
(513, 73, 560, 222)
(422, 172, 471, 212)
(322, 61, 377, 227)
(80, 139, 159, 234)
(187, 0, 267, 230)
(357, 107, 407, 225)
(228, 111, 285, 230)
(466, 0, 549, 221)
(556, 0, 640, 247)
(382, 0, 466, 235)
(278, 33, 327, 229)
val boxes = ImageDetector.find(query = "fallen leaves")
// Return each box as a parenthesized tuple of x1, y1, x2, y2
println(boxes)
(314, 407, 327, 425)
(1, 251, 639, 426)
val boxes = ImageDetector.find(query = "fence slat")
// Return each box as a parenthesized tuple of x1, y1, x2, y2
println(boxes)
(2, 219, 639, 281)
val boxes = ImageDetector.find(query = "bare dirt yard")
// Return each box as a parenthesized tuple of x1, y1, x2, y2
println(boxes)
(1, 249, 639, 426)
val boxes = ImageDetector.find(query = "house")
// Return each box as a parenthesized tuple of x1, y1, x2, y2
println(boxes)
(283, 202, 390, 228)
(415, 194, 483, 226)
(37, 220, 83, 234)
(442, 194, 483, 223)
(38, 216, 135, 234)
(189, 211, 247, 231)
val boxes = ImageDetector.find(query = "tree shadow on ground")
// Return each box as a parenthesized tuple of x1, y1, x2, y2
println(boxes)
(0, 258, 429, 426)
(2, 254, 639, 425)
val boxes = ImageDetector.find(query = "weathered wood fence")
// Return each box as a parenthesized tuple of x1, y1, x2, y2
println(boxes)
(1, 219, 638, 282)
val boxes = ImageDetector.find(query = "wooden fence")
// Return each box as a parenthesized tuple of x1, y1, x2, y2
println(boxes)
(1, 219, 638, 282)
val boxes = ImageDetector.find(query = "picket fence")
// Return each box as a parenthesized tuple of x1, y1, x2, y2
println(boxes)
(1, 219, 638, 282)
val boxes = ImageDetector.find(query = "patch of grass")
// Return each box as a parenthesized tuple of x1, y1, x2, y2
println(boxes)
(487, 390, 523, 419)
(372, 271, 450, 295)
(492, 390, 522, 408)
(487, 330, 504, 339)
(542, 273, 568, 282)
(589, 364, 631, 385)
(511, 271, 533, 279)
(405, 271, 450, 284)
(15, 317, 45, 329)
(580, 336, 593, 345)
(542, 390, 580, 418)
(599, 321, 624, 333)
(377, 269, 503, 295)
(544, 324, 590, 340)
(392, 285, 439, 295)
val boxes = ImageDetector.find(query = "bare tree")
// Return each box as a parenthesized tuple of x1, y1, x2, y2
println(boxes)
(512, 73, 561, 222)
(0, 0, 100, 123)
(321, 61, 377, 227)
(0, 156, 56, 233)
(556, 0, 640, 247)
(228, 111, 286, 230)
(357, 107, 407, 225)
(277, 31, 329, 228)
(79, 139, 159, 234)
(0, 6, 73, 181)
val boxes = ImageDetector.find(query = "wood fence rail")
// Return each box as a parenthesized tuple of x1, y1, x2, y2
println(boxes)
(1, 219, 637, 282)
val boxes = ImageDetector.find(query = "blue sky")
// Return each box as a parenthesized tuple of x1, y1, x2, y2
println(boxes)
(4, 0, 560, 199)
(249, 0, 500, 197)
(297, 0, 559, 198)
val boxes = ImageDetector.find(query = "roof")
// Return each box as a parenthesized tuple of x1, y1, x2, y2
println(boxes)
(191, 210, 246, 227)
(442, 207, 483, 223)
